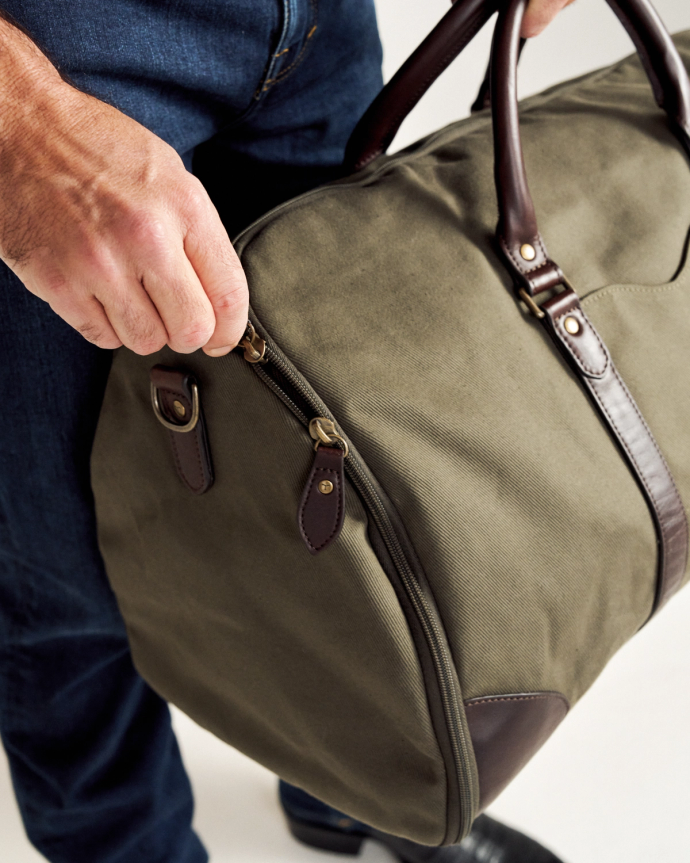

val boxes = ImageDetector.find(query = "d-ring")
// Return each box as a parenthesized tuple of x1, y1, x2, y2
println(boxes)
(151, 382, 200, 433)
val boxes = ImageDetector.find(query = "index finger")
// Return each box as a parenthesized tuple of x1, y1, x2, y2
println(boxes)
(183, 194, 249, 358)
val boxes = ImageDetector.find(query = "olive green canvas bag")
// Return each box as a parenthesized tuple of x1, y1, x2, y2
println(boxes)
(92, 0, 690, 845)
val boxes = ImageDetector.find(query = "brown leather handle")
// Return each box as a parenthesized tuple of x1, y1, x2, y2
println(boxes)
(346, 0, 690, 179)
(492, 0, 690, 295)
(344, 0, 501, 171)
(490, 0, 690, 620)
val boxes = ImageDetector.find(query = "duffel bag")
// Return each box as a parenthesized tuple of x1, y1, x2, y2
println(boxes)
(92, 0, 690, 845)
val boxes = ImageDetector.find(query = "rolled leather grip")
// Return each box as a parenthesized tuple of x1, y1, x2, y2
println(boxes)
(345, 0, 690, 174)
(491, 0, 690, 285)
(344, 0, 500, 171)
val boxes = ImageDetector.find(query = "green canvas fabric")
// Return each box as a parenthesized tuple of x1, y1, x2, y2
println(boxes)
(92, 34, 690, 845)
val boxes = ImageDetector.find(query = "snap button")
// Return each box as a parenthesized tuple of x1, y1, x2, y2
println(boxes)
(563, 316, 581, 335)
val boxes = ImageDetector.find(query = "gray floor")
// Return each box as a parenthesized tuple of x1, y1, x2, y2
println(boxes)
(3, 0, 690, 860)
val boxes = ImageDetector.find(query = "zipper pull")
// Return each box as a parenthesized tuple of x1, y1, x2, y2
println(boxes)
(298, 418, 348, 554)
(239, 322, 266, 363)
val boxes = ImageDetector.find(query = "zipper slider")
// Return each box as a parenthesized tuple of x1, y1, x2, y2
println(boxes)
(297, 417, 348, 554)
(308, 417, 349, 457)
(239, 322, 267, 364)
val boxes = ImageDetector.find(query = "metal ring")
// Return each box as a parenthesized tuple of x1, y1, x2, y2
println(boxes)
(151, 382, 200, 433)
(313, 434, 350, 459)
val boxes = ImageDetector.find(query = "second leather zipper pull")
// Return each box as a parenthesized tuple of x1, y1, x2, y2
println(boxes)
(298, 417, 348, 554)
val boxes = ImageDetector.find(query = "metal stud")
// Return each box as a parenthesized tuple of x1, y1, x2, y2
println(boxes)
(318, 480, 334, 495)
(520, 243, 536, 261)
(173, 399, 186, 418)
(563, 316, 581, 335)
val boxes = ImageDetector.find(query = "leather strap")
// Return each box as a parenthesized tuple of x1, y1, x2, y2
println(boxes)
(149, 366, 214, 496)
(491, 0, 690, 293)
(490, 0, 688, 619)
(298, 445, 345, 554)
(539, 291, 688, 616)
(344, 0, 500, 172)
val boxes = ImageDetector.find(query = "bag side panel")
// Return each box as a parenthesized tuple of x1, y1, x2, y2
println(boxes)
(92, 347, 449, 844)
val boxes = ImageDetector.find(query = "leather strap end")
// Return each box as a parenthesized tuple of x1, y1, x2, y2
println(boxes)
(298, 446, 345, 555)
(150, 365, 214, 496)
(539, 296, 688, 618)
(498, 233, 564, 296)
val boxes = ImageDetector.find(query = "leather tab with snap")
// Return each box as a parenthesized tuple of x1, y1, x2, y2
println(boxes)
(149, 365, 214, 495)
(298, 445, 345, 555)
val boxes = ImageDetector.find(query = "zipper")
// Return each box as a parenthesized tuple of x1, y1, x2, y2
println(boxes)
(238, 321, 476, 840)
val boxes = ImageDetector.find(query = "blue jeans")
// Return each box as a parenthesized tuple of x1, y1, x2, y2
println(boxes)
(0, 2, 382, 861)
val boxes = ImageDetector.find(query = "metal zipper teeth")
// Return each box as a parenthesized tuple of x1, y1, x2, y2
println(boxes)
(254, 363, 309, 425)
(255, 344, 475, 839)
(343, 458, 474, 839)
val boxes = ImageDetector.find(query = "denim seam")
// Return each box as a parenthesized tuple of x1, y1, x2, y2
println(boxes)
(205, 0, 318, 137)
(250, 0, 295, 102)
(261, 0, 318, 93)
(206, 0, 294, 136)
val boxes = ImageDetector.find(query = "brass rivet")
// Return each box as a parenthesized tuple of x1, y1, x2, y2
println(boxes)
(520, 243, 536, 261)
(173, 400, 186, 418)
(563, 316, 581, 335)
(318, 480, 334, 495)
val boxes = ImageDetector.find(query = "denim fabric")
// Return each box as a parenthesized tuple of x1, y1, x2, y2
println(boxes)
(0, 2, 382, 861)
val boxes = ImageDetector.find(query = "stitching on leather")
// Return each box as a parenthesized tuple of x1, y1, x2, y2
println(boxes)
(535, 234, 550, 264)
(500, 236, 558, 279)
(158, 387, 206, 493)
(168, 430, 205, 494)
(299, 466, 342, 552)
(612, 369, 688, 560)
(556, 310, 609, 377)
(588, 366, 688, 577)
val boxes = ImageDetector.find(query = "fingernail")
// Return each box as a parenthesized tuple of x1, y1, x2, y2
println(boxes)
(204, 345, 233, 357)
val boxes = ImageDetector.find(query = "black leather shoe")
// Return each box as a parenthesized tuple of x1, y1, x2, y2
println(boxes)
(284, 811, 564, 863)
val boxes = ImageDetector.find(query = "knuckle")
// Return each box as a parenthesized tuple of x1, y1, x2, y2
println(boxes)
(77, 320, 107, 345)
(182, 176, 211, 216)
(170, 319, 214, 352)
(127, 211, 169, 254)
(212, 282, 247, 316)
(129, 333, 167, 356)
(40, 269, 71, 299)
(120, 303, 166, 355)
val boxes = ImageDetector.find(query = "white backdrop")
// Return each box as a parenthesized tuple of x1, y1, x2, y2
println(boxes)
(377, 0, 690, 151)
(2, 3, 690, 862)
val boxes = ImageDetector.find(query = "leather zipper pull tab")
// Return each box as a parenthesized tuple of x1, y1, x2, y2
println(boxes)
(298, 445, 345, 555)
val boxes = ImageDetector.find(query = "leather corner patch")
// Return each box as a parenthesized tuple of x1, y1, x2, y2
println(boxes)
(464, 691, 569, 810)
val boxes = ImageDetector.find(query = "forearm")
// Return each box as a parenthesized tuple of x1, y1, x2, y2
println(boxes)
(0, 11, 63, 106)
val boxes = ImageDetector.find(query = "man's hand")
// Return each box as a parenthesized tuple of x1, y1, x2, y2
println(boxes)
(0, 16, 248, 357)
(522, 0, 577, 38)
